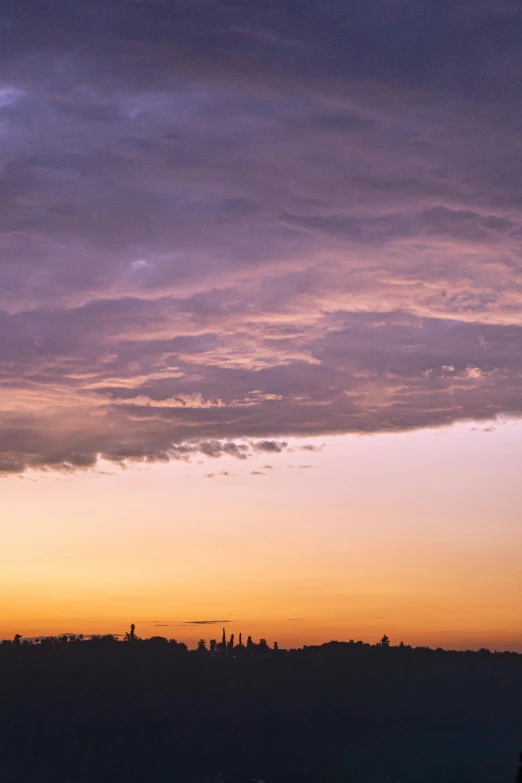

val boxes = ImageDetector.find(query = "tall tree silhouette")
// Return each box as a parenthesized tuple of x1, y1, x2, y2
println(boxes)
(227, 633, 235, 653)
(379, 634, 391, 647)
(124, 623, 138, 642)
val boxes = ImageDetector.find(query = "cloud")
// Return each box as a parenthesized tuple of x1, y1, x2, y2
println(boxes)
(1, 1, 522, 473)
(252, 441, 288, 453)
(251, 470, 265, 475)
(180, 620, 232, 626)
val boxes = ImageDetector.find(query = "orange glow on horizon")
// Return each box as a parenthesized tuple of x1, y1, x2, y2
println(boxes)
(2, 425, 522, 652)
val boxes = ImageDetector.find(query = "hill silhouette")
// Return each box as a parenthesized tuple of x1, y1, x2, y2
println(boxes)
(0, 630, 521, 783)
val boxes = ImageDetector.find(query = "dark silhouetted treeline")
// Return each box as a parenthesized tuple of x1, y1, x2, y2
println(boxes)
(0, 628, 521, 783)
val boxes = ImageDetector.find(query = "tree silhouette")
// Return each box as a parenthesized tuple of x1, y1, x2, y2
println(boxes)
(124, 623, 138, 642)
(0, 629, 520, 783)
(258, 638, 269, 653)
(379, 634, 391, 647)
(209, 639, 217, 653)
(13, 634, 22, 647)
(145, 636, 168, 645)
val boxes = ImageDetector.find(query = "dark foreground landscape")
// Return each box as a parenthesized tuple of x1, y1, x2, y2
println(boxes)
(1, 636, 521, 783)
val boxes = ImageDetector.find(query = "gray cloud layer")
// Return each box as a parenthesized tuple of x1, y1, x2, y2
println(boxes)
(2, 1, 522, 472)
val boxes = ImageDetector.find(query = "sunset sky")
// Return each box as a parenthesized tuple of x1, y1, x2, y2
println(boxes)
(1, 0, 522, 650)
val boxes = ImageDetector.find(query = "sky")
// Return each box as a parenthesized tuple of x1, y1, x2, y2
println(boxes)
(1, 0, 522, 649)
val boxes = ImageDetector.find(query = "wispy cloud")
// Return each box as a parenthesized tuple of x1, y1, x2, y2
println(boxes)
(180, 620, 233, 626)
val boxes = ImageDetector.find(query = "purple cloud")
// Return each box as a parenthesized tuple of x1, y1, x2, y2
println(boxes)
(1, 1, 522, 473)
